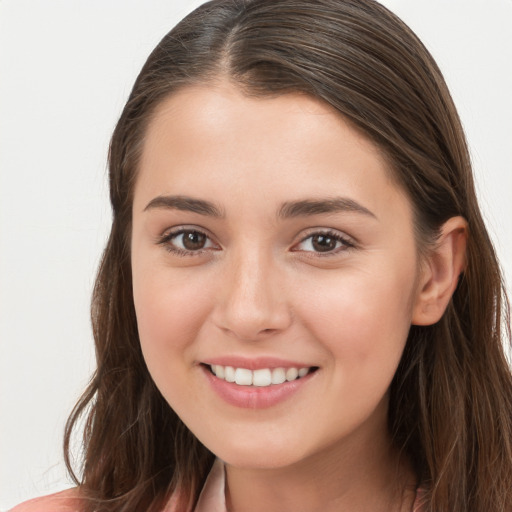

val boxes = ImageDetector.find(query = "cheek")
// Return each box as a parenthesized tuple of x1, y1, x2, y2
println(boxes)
(132, 267, 221, 417)
(298, 265, 416, 370)
(132, 265, 215, 371)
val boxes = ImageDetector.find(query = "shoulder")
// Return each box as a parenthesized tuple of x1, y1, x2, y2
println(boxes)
(9, 488, 83, 512)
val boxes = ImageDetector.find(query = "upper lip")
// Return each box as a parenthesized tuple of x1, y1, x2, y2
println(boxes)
(201, 356, 316, 371)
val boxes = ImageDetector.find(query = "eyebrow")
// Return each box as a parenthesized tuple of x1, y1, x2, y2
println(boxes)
(144, 195, 224, 217)
(143, 194, 376, 220)
(278, 197, 376, 219)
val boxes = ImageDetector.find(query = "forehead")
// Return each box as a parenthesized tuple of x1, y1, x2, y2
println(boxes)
(134, 83, 410, 222)
(143, 84, 380, 159)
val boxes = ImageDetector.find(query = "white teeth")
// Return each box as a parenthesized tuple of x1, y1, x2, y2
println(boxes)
(210, 364, 314, 387)
(285, 367, 298, 381)
(271, 367, 286, 385)
(235, 368, 253, 386)
(298, 367, 309, 377)
(225, 366, 236, 383)
(215, 365, 225, 379)
(253, 368, 272, 386)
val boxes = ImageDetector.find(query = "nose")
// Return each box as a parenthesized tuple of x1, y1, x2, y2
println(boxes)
(212, 246, 292, 341)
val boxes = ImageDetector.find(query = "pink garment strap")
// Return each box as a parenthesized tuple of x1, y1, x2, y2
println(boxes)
(412, 486, 426, 512)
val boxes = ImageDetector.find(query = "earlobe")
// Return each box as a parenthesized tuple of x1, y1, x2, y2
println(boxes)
(412, 216, 468, 326)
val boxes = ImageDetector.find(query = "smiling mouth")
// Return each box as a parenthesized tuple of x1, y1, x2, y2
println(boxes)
(204, 364, 318, 387)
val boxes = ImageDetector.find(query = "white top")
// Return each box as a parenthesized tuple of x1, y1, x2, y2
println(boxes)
(168, 458, 426, 512)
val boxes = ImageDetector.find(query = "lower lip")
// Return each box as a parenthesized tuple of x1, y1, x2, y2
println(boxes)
(201, 365, 316, 409)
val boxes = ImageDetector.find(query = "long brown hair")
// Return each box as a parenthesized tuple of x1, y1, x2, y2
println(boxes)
(64, 1, 512, 511)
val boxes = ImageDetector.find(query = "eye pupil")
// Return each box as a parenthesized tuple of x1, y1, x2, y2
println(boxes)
(312, 234, 337, 252)
(182, 231, 206, 250)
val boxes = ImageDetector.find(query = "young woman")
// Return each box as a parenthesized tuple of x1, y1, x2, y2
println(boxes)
(11, 0, 512, 511)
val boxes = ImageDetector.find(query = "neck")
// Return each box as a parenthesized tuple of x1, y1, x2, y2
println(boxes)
(224, 408, 417, 512)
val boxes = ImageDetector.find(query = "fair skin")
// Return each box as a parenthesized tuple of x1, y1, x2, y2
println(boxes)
(11, 83, 466, 512)
(129, 82, 466, 512)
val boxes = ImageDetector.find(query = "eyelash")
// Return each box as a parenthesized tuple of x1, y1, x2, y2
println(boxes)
(157, 228, 355, 257)
(293, 229, 355, 257)
(157, 228, 217, 257)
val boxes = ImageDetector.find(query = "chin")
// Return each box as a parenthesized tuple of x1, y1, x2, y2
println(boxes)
(207, 435, 312, 470)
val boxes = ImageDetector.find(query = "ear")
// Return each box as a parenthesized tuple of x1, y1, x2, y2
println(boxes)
(412, 216, 468, 326)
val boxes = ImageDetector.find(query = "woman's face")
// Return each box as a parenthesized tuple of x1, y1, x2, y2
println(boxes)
(131, 83, 423, 469)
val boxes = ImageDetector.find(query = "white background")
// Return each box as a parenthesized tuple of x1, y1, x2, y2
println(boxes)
(1, 1, 511, 509)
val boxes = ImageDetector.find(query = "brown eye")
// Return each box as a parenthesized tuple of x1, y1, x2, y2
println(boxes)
(159, 228, 217, 255)
(311, 234, 338, 252)
(181, 231, 207, 250)
(293, 230, 353, 255)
